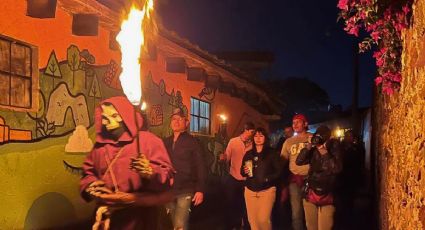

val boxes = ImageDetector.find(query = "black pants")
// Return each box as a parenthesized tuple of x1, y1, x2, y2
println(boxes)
(272, 184, 291, 229)
(224, 175, 250, 230)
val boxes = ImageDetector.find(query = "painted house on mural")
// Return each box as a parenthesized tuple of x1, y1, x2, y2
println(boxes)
(0, 0, 281, 229)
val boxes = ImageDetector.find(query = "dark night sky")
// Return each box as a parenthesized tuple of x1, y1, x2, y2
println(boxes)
(157, 0, 376, 108)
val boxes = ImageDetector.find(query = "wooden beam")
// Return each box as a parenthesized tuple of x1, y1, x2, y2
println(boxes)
(146, 41, 157, 60)
(58, 0, 120, 30)
(166, 57, 186, 73)
(246, 94, 261, 106)
(218, 81, 236, 95)
(205, 75, 221, 89)
(27, 0, 57, 18)
(72, 14, 99, 36)
(235, 88, 248, 100)
(187, 67, 206, 82)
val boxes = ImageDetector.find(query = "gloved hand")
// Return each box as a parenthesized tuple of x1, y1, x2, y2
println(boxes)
(130, 154, 153, 179)
(85, 180, 113, 199)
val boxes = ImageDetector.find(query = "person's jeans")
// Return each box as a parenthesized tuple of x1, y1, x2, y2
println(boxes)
(303, 199, 335, 230)
(166, 193, 193, 230)
(289, 182, 305, 230)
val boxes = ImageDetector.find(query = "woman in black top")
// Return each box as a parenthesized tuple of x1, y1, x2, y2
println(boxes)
(296, 125, 342, 230)
(241, 127, 283, 230)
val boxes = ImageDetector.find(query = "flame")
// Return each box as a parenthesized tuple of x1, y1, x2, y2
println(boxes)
(116, 0, 154, 106)
(219, 114, 227, 122)
(141, 101, 147, 111)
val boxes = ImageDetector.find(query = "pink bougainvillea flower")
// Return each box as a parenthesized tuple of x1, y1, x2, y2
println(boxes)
(392, 73, 402, 82)
(360, 0, 372, 4)
(373, 47, 387, 59)
(344, 17, 361, 37)
(379, 47, 388, 54)
(378, 19, 385, 26)
(359, 10, 367, 20)
(382, 85, 394, 95)
(337, 0, 349, 10)
(402, 5, 410, 15)
(384, 9, 392, 21)
(386, 72, 402, 82)
(374, 48, 388, 67)
(338, 0, 412, 95)
(376, 57, 384, 67)
(375, 76, 383, 85)
(371, 31, 380, 42)
(348, 26, 360, 36)
(366, 23, 377, 32)
(393, 17, 408, 33)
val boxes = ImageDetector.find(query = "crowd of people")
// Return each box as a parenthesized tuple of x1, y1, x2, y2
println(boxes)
(79, 96, 366, 230)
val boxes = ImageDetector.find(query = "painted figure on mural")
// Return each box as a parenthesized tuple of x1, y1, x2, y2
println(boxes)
(80, 96, 175, 230)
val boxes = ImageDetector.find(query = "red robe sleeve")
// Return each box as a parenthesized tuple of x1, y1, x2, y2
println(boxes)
(139, 131, 175, 190)
(80, 148, 99, 201)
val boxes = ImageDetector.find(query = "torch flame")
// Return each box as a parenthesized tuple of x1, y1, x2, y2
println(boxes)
(116, 0, 154, 106)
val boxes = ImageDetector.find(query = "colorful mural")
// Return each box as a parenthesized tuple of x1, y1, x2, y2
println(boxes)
(0, 43, 230, 229)
(198, 87, 216, 101)
(0, 45, 195, 142)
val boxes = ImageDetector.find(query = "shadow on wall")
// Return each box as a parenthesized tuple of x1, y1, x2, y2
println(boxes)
(24, 192, 77, 230)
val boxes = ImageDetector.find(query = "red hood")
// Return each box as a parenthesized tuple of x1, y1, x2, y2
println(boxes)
(95, 96, 144, 144)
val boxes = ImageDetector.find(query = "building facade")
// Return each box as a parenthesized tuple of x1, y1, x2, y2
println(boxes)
(0, 0, 280, 228)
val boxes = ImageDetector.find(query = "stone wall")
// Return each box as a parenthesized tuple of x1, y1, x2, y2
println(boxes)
(376, 0, 425, 229)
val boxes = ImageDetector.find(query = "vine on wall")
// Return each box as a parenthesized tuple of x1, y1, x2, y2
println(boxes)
(338, 0, 413, 95)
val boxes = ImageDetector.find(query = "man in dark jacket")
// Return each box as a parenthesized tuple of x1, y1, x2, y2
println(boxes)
(163, 108, 207, 230)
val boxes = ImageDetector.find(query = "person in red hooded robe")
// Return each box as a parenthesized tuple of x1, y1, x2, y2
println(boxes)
(80, 96, 175, 230)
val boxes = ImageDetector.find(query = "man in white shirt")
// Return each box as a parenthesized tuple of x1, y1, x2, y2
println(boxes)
(220, 122, 255, 230)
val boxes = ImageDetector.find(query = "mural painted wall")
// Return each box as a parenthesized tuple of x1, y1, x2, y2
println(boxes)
(0, 43, 195, 229)
(0, 1, 271, 229)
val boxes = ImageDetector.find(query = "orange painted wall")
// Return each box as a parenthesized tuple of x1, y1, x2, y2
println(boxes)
(0, 1, 269, 228)
(0, 0, 120, 66)
(0, 0, 268, 136)
(142, 52, 269, 137)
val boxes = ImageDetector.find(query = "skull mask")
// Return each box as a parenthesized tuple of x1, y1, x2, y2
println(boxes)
(101, 104, 123, 131)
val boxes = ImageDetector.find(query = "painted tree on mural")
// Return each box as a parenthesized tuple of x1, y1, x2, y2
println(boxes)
(44, 51, 62, 87)
(67, 45, 80, 89)
(79, 49, 96, 89)
(88, 74, 102, 114)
